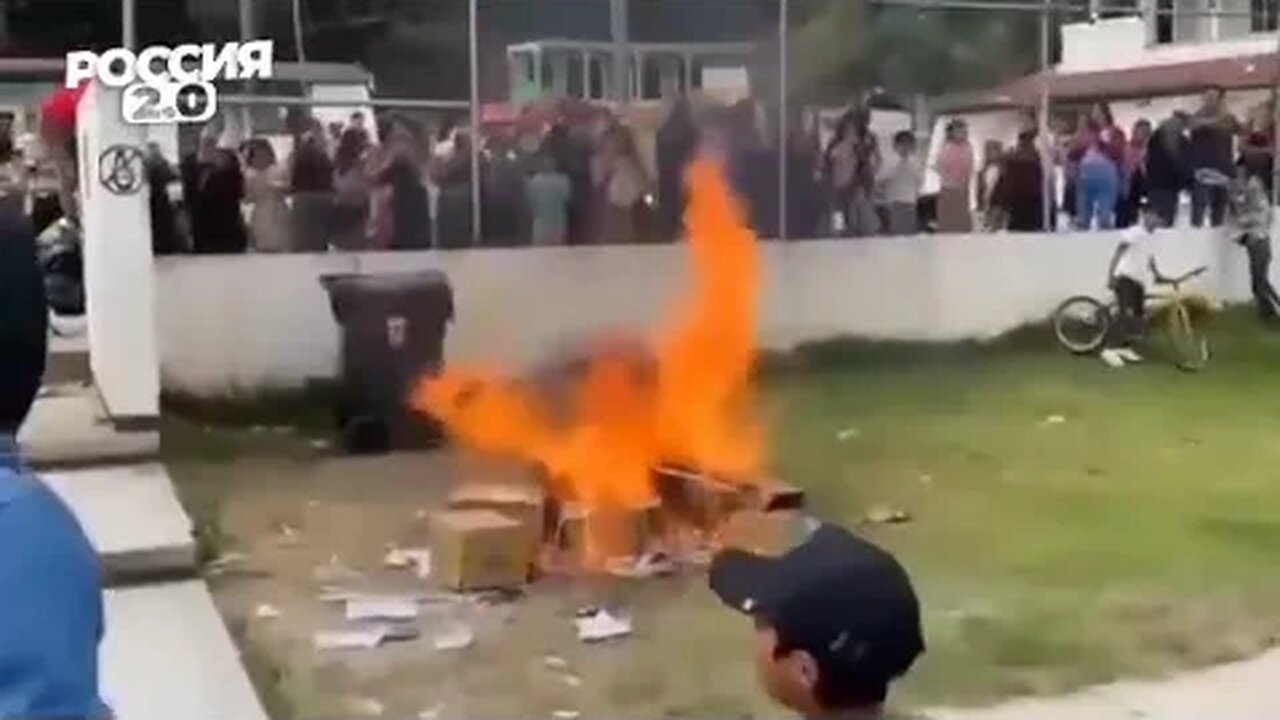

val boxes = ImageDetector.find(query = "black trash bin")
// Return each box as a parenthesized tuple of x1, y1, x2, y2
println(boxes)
(320, 270, 454, 453)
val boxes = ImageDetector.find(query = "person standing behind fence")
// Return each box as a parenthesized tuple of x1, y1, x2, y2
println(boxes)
(598, 125, 647, 245)
(370, 152, 432, 251)
(330, 128, 371, 251)
(192, 148, 247, 254)
(288, 123, 335, 252)
(1116, 119, 1152, 228)
(994, 129, 1045, 232)
(934, 119, 974, 233)
(1145, 111, 1191, 227)
(657, 97, 698, 240)
(243, 139, 290, 253)
(1071, 102, 1126, 230)
(144, 143, 181, 255)
(526, 151, 572, 246)
(1189, 86, 1239, 228)
(880, 131, 921, 236)
(825, 109, 881, 237)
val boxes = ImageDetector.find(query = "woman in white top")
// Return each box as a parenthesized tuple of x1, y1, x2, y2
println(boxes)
(243, 139, 291, 253)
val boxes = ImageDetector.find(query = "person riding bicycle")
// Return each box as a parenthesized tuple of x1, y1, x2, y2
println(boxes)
(1104, 207, 1162, 364)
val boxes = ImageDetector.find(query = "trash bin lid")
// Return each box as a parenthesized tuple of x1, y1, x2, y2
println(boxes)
(320, 269, 451, 296)
(320, 270, 454, 324)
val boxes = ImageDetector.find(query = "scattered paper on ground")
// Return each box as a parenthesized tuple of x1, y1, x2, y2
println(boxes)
(253, 603, 281, 620)
(346, 596, 420, 622)
(314, 626, 388, 651)
(575, 609, 633, 643)
(836, 426, 861, 441)
(384, 547, 432, 578)
(433, 623, 475, 651)
(865, 504, 912, 525)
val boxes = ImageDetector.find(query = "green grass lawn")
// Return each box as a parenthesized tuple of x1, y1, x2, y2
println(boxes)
(768, 313, 1280, 706)
(166, 312, 1280, 716)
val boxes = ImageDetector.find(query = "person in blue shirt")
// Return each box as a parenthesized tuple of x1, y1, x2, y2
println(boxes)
(0, 208, 107, 719)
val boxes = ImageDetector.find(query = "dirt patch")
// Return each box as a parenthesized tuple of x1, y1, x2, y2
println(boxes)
(172, 450, 771, 719)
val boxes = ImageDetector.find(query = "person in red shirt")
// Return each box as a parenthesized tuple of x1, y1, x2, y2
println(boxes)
(39, 84, 85, 222)
(1070, 102, 1127, 230)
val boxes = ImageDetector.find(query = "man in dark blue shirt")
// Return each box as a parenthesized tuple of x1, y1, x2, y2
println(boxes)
(0, 209, 107, 719)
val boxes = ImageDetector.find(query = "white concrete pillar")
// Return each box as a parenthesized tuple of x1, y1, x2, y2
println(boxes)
(75, 84, 161, 422)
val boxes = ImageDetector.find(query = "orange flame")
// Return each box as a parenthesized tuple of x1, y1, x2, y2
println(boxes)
(412, 157, 763, 564)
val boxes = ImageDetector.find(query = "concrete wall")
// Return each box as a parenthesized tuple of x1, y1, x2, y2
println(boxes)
(155, 230, 1258, 397)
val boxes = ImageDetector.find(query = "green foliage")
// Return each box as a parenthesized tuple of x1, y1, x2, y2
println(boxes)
(791, 0, 1046, 101)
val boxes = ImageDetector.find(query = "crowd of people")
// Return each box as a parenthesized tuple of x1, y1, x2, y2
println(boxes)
(145, 101, 688, 254)
(927, 85, 1276, 236)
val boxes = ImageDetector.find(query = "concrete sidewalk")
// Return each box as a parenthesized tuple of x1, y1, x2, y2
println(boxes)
(19, 383, 158, 470)
(928, 648, 1280, 720)
(102, 581, 268, 720)
(42, 463, 196, 584)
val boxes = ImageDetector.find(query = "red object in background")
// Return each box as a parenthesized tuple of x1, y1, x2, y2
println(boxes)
(41, 84, 87, 138)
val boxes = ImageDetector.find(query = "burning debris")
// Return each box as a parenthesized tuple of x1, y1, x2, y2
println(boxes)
(414, 158, 800, 579)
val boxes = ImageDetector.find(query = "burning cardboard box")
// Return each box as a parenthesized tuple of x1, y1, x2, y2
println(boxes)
(429, 509, 534, 590)
(740, 478, 806, 513)
(653, 465, 744, 529)
(550, 499, 663, 564)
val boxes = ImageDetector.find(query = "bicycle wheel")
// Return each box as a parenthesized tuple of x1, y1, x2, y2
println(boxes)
(1052, 296, 1112, 354)
(1167, 303, 1210, 371)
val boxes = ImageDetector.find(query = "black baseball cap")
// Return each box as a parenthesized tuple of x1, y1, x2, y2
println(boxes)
(709, 523, 924, 703)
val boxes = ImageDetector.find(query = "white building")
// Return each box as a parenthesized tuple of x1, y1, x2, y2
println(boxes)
(925, 0, 1280, 198)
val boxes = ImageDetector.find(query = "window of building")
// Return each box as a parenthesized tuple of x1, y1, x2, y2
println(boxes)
(1156, 0, 1175, 43)
(1252, 0, 1278, 31)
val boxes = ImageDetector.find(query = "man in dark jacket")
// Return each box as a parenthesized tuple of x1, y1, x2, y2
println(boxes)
(1188, 86, 1239, 227)
(1146, 111, 1192, 227)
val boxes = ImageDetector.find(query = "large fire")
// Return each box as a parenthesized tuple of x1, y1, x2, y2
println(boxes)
(411, 157, 764, 565)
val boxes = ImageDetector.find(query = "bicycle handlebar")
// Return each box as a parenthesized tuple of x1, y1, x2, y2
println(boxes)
(1153, 266, 1209, 287)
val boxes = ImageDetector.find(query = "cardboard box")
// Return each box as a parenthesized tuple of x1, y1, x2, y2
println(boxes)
(741, 478, 806, 512)
(653, 465, 743, 529)
(553, 500, 662, 562)
(720, 510, 802, 557)
(448, 481, 547, 548)
(429, 509, 534, 590)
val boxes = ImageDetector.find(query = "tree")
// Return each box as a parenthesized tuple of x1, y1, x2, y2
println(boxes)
(789, 0, 1048, 102)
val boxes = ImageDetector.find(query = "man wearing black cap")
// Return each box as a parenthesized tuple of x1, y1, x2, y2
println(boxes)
(0, 209, 107, 718)
(710, 524, 924, 718)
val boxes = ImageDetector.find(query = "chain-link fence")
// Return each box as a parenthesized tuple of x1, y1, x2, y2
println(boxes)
(0, 0, 1277, 253)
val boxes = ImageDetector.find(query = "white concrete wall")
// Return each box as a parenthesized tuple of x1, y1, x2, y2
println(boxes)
(1059, 15, 1276, 74)
(77, 84, 162, 419)
(154, 230, 1259, 398)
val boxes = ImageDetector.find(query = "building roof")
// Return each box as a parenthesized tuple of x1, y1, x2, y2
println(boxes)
(935, 53, 1278, 113)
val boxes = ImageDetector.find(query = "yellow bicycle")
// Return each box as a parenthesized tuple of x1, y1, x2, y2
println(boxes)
(1052, 266, 1212, 371)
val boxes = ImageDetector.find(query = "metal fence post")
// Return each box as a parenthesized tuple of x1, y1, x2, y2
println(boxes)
(1040, 0, 1054, 231)
(469, 0, 483, 246)
(779, 0, 790, 242)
